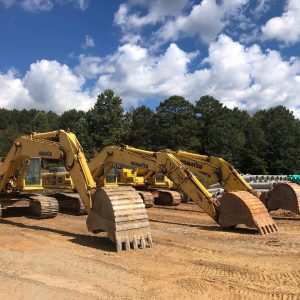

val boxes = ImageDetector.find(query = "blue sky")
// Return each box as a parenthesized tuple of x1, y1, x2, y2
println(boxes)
(0, 0, 300, 117)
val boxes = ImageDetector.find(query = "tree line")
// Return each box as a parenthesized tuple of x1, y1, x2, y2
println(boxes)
(0, 89, 299, 174)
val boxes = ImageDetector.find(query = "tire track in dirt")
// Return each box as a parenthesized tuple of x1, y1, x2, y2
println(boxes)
(190, 259, 300, 296)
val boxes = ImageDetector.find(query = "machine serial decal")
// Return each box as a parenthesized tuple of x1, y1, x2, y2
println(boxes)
(130, 161, 149, 169)
(39, 151, 52, 157)
(180, 160, 203, 169)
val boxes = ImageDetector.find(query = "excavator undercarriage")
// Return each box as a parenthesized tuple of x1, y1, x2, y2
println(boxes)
(0, 193, 59, 219)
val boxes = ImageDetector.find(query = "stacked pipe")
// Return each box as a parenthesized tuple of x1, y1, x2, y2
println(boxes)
(207, 175, 289, 196)
(243, 175, 288, 183)
(287, 175, 300, 185)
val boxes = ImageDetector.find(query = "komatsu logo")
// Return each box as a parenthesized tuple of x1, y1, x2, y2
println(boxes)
(39, 151, 52, 157)
(181, 159, 203, 169)
(131, 161, 149, 169)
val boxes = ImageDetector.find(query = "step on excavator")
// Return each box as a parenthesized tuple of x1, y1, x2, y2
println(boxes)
(0, 131, 153, 251)
(88, 145, 278, 235)
(172, 150, 300, 219)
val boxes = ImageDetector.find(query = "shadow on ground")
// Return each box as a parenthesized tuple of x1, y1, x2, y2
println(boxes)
(149, 218, 258, 235)
(0, 217, 116, 252)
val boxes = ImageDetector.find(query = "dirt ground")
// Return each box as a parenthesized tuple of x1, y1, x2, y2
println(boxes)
(0, 203, 299, 300)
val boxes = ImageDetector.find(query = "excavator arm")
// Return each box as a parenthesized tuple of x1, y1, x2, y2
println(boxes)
(173, 150, 258, 194)
(89, 145, 277, 234)
(174, 150, 300, 217)
(0, 131, 152, 251)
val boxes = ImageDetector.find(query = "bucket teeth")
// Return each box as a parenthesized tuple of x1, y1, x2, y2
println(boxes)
(147, 233, 153, 247)
(258, 224, 278, 235)
(115, 233, 153, 252)
(133, 237, 138, 250)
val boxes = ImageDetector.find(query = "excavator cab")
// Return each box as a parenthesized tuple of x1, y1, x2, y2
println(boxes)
(23, 158, 43, 191)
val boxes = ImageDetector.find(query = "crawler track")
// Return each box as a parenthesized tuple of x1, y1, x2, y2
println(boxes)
(50, 193, 87, 215)
(154, 190, 182, 206)
(136, 191, 154, 208)
(28, 194, 59, 219)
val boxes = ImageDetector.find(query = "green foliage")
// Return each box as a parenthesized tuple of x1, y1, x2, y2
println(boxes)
(0, 90, 299, 174)
(87, 89, 125, 153)
(125, 106, 154, 149)
(252, 106, 300, 174)
(152, 95, 199, 151)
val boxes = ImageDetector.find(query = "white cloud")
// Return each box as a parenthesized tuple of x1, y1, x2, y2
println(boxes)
(156, 0, 248, 44)
(21, 0, 53, 12)
(0, 60, 94, 113)
(115, 0, 248, 45)
(262, 0, 300, 44)
(1, 38, 300, 118)
(87, 35, 300, 118)
(0, 70, 33, 109)
(75, 0, 89, 10)
(82, 34, 95, 49)
(252, 0, 273, 17)
(93, 43, 192, 106)
(0, 0, 15, 7)
(1, 0, 90, 11)
(115, 0, 190, 29)
(75, 55, 104, 79)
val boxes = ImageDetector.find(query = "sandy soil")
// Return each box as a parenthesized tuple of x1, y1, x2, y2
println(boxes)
(0, 203, 300, 300)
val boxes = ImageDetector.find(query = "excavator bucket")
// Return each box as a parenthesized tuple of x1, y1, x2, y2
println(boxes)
(218, 191, 278, 235)
(263, 182, 300, 215)
(86, 186, 153, 251)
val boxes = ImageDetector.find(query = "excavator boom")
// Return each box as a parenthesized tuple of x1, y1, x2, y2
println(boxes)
(89, 145, 277, 235)
(175, 150, 300, 217)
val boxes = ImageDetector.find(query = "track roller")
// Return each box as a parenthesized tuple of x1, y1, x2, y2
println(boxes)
(86, 186, 153, 252)
(51, 193, 87, 215)
(218, 191, 278, 235)
(29, 194, 59, 219)
(137, 191, 154, 208)
(154, 190, 181, 206)
(262, 182, 300, 215)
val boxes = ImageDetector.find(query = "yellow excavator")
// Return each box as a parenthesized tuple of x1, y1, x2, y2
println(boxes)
(118, 168, 182, 206)
(0, 130, 153, 251)
(172, 150, 300, 216)
(88, 144, 278, 235)
(0, 155, 59, 219)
